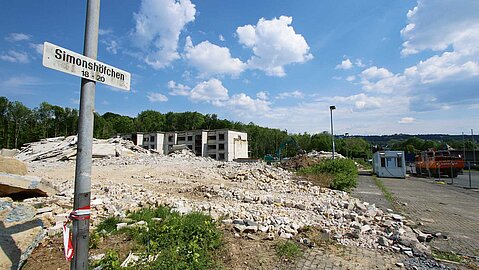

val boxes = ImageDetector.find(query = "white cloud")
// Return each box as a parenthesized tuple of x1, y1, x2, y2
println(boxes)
(0, 50, 29, 63)
(29, 43, 43, 55)
(355, 59, 366, 68)
(236, 16, 313, 77)
(276, 90, 304, 99)
(256, 91, 269, 100)
(132, 0, 196, 69)
(70, 98, 80, 105)
(184, 37, 246, 77)
(330, 93, 386, 111)
(5, 33, 31, 42)
(105, 40, 119, 54)
(400, 0, 479, 56)
(346, 75, 356, 82)
(223, 93, 271, 113)
(398, 117, 415, 124)
(360, 66, 393, 80)
(147, 92, 169, 102)
(0, 75, 43, 95)
(356, 0, 479, 109)
(99, 28, 113, 36)
(167, 80, 190, 96)
(219, 35, 225, 41)
(190, 79, 229, 102)
(335, 59, 353, 70)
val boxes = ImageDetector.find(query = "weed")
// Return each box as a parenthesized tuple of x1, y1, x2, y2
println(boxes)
(96, 216, 123, 234)
(373, 176, 395, 205)
(432, 249, 467, 264)
(89, 230, 101, 249)
(128, 207, 222, 269)
(91, 249, 122, 270)
(275, 240, 303, 261)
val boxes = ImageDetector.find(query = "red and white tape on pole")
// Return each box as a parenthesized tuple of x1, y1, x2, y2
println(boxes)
(62, 205, 91, 261)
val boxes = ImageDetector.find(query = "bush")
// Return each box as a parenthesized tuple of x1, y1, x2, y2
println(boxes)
(126, 207, 222, 270)
(298, 159, 358, 192)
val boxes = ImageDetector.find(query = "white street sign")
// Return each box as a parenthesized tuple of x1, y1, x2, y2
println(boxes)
(42, 42, 130, 91)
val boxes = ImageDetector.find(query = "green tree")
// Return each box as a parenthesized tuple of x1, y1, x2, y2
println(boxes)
(136, 110, 166, 132)
(8, 101, 31, 148)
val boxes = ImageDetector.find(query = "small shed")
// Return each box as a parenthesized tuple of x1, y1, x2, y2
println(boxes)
(373, 151, 406, 178)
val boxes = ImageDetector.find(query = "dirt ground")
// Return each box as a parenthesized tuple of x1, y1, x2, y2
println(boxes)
(21, 227, 293, 270)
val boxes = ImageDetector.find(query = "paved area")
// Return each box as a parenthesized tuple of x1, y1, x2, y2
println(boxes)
(294, 244, 404, 270)
(380, 175, 479, 258)
(351, 175, 394, 211)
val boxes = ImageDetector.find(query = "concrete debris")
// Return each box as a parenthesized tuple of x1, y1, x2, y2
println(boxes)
(0, 198, 44, 270)
(15, 135, 149, 162)
(0, 156, 27, 175)
(0, 173, 56, 199)
(7, 142, 439, 268)
(0, 148, 18, 157)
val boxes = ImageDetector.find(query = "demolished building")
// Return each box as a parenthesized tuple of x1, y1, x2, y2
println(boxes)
(119, 129, 248, 161)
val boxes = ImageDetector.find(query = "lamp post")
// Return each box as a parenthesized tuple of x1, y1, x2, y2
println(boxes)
(345, 132, 349, 158)
(472, 129, 476, 166)
(330, 105, 336, 160)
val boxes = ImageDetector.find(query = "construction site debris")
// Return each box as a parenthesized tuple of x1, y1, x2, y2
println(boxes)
(18, 151, 433, 260)
(15, 136, 150, 162)
(0, 156, 27, 175)
(0, 198, 44, 270)
(1, 148, 18, 157)
(280, 150, 346, 170)
(0, 173, 56, 199)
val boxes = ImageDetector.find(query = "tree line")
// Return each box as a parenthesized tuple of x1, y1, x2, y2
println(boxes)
(2, 96, 475, 159)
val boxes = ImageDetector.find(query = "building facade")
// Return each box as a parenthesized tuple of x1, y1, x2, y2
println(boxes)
(119, 129, 248, 162)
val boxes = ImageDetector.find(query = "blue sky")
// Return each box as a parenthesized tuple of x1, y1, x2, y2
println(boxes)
(1, 0, 478, 135)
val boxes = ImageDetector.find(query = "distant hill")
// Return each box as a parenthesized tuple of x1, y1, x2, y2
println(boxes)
(352, 134, 469, 146)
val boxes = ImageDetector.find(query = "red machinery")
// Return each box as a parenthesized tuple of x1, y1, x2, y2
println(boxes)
(415, 149, 464, 177)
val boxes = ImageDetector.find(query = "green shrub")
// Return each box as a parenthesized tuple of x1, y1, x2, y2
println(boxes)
(125, 207, 222, 270)
(298, 159, 358, 192)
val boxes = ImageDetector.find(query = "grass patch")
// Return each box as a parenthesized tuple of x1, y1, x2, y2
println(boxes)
(96, 216, 124, 234)
(298, 159, 358, 192)
(432, 249, 468, 264)
(92, 206, 223, 270)
(373, 176, 395, 205)
(275, 240, 303, 261)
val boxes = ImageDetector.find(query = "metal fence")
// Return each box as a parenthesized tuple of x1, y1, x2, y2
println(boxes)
(407, 162, 478, 189)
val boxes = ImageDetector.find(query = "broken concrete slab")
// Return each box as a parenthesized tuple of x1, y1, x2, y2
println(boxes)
(0, 198, 44, 270)
(0, 173, 56, 199)
(0, 157, 27, 176)
(0, 149, 18, 157)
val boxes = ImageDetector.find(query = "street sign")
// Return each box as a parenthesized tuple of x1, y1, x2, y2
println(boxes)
(42, 41, 130, 91)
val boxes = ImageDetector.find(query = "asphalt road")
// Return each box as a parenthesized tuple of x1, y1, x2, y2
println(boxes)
(406, 165, 479, 189)
(431, 169, 479, 189)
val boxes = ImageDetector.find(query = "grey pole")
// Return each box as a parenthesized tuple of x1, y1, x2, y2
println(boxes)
(463, 132, 466, 162)
(468, 162, 472, 189)
(472, 129, 476, 166)
(330, 106, 336, 160)
(72, 0, 100, 269)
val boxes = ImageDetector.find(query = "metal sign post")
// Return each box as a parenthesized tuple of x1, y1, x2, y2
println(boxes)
(72, 0, 100, 269)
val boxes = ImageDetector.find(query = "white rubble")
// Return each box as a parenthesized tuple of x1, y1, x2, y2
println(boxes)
(19, 143, 430, 257)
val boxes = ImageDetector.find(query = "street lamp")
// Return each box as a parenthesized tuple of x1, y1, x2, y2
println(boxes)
(345, 132, 349, 158)
(330, 105, 336, 160)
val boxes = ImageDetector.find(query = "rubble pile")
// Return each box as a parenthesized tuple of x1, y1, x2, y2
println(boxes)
(281, 150, 347, 170)
(16, 136, 149, 162)
(20, 152, 433, 258)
